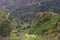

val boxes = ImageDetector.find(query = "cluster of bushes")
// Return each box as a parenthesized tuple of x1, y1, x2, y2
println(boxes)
(0, 11, 12, 37)
(31, 12, 60, 37)
(0, 11, 60, 40)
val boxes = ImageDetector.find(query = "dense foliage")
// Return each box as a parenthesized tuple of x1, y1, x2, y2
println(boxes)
(0, 11, 12, 37)
(0, 0, 60, 40)
(31, 12, 60, 36)
(0, 10, 60, 40)
(10, 12, 60, 40)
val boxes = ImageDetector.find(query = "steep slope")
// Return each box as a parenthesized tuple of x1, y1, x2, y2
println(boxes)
(0, 0, 60, 22)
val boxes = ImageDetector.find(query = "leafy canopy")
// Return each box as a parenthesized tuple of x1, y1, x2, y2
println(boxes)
(31, 12, 60, 36)
(0, 11, 12, 37)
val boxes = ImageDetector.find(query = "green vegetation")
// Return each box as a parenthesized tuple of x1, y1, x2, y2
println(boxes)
(0, 11, 12, 37)
(31, 12, 60, 36)
(0, 11, 60, 40)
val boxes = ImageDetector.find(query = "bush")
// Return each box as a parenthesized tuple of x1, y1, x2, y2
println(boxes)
(31, 12, 60, 36)
(0, 11, 12, 37)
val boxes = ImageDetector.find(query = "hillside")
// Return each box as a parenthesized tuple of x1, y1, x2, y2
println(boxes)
(0, 0, 60, 23)
(0, 0, 60, 40)
(10, 12, 60, 40)
(29, 12, 60, 40)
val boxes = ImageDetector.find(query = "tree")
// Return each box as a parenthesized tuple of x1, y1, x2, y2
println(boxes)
(31, 12, 60, 37)
(0, 11, 12, 38)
